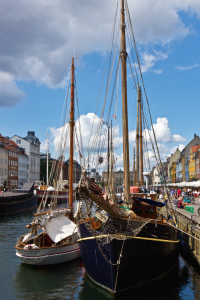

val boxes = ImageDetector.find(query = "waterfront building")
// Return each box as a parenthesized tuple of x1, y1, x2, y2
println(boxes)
(0, 140, 8, 188)
(40, 153, 54, 184)
(63, 159, 81, 183)
(11, 131, 40, 183)
(185, 156, 190, 182)
(181, 156, 185, 182)
(168, 148, 180, 183)
(170, 162, 177, 183)
(151, 165, 161, 186)
(176, 158, 182, 182)
(8, 145, 18, 190)
(189, 145, 200, 181)
(195, 149, 200, 180)
(0, 135, 19, 189)
(161, 162, 168, 183)
(102, 169, 133, 186)
(180, 134, 200, 182)
(18, 149, 28, 188)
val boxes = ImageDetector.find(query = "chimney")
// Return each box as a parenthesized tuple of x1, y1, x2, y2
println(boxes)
(194, 134, 196, 138)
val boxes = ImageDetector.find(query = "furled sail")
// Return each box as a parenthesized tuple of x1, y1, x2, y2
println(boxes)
(44, 215, 77, 243)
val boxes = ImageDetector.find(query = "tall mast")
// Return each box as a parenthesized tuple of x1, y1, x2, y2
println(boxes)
(120, 0, 130, 198)
(133, 147, 136, 186)
(107, 123, 110, 194)
(69, 57, 75, 208)
(139, 86, 143, 186)
(110, 120, 113, 195)
(47, 132, 49, 185)
(136, 83, 140, 186)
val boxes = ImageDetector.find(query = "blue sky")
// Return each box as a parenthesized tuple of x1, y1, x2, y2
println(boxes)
(0, 0, 200, 171)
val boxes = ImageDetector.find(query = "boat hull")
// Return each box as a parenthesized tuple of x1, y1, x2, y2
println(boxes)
(15, 242, 80, 265)
(77, 221, 180, 294)
(37, 191, 69, 204)
(0, 195, 37, 217)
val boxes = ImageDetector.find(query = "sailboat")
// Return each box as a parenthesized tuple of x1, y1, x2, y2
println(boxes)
(76, 0, 180, 294)
(15, 58, 80, 265)
(36, 135, 71, 204)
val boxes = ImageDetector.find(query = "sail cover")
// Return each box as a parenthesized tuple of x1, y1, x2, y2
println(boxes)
(44, 215, 77, 243)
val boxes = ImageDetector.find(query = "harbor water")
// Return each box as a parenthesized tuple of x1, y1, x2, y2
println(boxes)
(1, 208, 200, 300)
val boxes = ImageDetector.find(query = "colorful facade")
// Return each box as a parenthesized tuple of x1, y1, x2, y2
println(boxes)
(170, 162, 176, 183)
(176, 158, 182, 182)
(181, 156, 185, 182)
(0, 143, 8, 188)
(185, 156, 190, 182)
(168, 148, 180, 183)
(195, 151, 200, 179)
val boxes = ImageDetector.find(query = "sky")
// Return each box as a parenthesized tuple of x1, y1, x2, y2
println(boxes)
(0, 0, 200, 173)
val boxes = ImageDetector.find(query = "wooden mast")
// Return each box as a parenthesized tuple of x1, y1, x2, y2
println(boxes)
(139, 85, 144, 186)
(120, 0, 130, 198)
(133, 147, 136, 186)
(136, 83, 140, 186)
(107, 123, 110, 194)
(110, 120, 113, 195)
(69, 57, 75, 208)
(47, 132, 49, 185)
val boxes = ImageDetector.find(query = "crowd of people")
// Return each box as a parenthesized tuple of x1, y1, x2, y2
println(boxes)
(154, 187, 200, 209)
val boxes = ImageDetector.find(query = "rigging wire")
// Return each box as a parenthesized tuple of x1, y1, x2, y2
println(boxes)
(125, 0, 167, 191)
(85, 0, 120, 168)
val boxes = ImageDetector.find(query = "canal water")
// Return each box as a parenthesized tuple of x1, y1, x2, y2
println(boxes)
(1, 208, 200, 300)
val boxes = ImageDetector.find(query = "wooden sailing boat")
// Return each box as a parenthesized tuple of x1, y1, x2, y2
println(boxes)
(15, 58, 80, 265)
(76, 0, 180, 294)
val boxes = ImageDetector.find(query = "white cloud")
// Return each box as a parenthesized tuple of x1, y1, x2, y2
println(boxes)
(151, 117, 186, 143)
(176, 63, 200, 70)
(0, 72, 25, 107)
(47, 113, 186, 175)
(141, 51, 168, 74)
(129, 117, 185, 144)
(0, 0, 199, 106)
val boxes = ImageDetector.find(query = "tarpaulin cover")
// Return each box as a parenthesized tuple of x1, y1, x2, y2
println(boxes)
(44, 215, 77, 243)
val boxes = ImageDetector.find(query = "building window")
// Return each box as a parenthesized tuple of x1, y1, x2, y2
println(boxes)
(16, 140, 21, 144)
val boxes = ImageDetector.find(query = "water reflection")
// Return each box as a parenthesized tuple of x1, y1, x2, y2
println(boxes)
(1, 206, 200, 300)
(14, 259, 84, 300)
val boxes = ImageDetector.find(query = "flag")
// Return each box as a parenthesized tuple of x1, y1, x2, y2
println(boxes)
(112, 115, 116, 119)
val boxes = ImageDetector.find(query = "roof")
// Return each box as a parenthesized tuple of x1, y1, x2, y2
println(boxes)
(0, 135, 20, 153)
(23, 131, 40, 143)
(9, 140, 18, 147)
(191, 144, 200, 153)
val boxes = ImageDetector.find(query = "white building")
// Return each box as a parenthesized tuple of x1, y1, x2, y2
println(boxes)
(152, 165, 161, 186)
(11, 131, 40, 183)
(18, 150, 28, 188)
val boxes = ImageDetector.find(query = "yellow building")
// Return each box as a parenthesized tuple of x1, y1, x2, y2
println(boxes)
(170, 162, 176, 183)
(168, 148, 180, 182)
(189, 145, 200, 181)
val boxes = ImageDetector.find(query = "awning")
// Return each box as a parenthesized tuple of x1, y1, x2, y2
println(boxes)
(44, 215, 77, 243)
